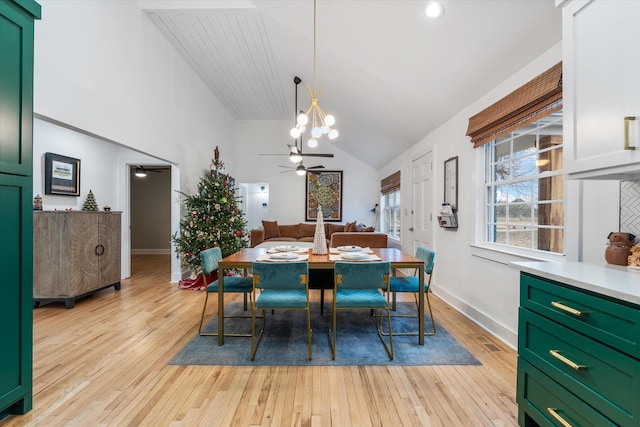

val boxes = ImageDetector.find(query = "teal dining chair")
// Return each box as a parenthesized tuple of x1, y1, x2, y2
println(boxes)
(329, 261, 393, 360)
(198, 247, 254, 337)
(251, 261, 311, 361)
(386, 246, 436, 336)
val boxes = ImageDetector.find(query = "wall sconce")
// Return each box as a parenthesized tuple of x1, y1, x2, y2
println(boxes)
(369, 203, 378, 214)
(624, 116, 638, 150)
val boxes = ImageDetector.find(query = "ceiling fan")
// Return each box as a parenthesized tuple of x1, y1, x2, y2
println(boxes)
(279, 162, 324, 176)
(133, 165, 168, 177)
(258, 76, 334, 162)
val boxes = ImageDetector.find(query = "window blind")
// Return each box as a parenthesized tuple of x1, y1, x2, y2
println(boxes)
(466, 62, 562, 148)
(381, 171, 400, 195)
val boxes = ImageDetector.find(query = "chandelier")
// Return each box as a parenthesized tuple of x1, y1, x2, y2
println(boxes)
(289, 0, 338, 148)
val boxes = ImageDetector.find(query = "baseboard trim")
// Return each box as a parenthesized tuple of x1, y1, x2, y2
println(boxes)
(433, 286, 517, 350)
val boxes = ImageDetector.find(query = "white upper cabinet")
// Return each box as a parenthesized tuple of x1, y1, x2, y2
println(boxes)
(562, 0, 640, 179)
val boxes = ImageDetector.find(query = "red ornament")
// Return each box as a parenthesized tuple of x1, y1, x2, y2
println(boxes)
(192, 211, 198, 218)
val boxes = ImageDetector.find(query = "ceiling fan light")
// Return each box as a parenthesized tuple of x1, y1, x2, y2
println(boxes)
(135, 166, 147, 177)
(328, 129, 339, 140)
(290, 153, 303, 163)
(308, 137, 318, 148)
(297, 113, 309, 126)
(324, 115, 335, 126)
(290, 127, 301, 139)
(296, 165, 307, 176)
(311, 127, 322, 138)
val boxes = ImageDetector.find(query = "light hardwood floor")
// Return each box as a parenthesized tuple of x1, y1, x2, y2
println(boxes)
(1, 255, 518, 426)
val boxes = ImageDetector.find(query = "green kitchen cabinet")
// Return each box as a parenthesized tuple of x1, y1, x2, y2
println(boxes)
(0, 0, 40, 419)
(517, 271, 640, 426)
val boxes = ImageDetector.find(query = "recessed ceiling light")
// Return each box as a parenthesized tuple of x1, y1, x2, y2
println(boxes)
(425, 0, 445, 19)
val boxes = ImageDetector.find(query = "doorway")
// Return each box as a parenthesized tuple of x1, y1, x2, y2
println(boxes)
(410, 151, 434, 254)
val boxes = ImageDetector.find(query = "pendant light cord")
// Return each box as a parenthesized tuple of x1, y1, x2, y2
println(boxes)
(313, 0, 317, 92)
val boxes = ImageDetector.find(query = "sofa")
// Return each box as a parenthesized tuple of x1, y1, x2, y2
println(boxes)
(328, 232, 388, 248)
(250, 220, 378, 247)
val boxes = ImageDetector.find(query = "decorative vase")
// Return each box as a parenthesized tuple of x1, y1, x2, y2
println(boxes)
(313, 205, 328, 255)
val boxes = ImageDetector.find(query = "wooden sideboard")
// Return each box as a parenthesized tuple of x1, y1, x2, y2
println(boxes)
(33, 211, 122, 308)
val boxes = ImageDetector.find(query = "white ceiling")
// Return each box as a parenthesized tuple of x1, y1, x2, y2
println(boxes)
(143, 0, 561, 169)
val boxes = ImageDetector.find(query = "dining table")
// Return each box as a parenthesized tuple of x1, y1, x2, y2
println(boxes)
(216, 247, 426, 346)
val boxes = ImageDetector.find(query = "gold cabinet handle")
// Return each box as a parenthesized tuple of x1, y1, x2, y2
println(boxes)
(550, 350, 586, 371)
(551, 301, 588, 317)
(624, 116, 637, 150)
(547, 408, 572, 427)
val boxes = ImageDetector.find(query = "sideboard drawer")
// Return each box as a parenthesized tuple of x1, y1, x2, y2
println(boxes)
(518, 358, 617, 427)
(519, 308, 640, 426)
(521, 273, 640, 359)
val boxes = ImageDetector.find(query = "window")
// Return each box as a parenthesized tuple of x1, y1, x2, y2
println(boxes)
(383, 190, 401, 240)
(380, 171, 401, 240)
(484, 111, 564, 253)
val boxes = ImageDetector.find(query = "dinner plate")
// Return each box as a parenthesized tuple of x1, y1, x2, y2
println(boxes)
(340, 252, 369, 260)
(337, 245, 362, 252)
(269, 252, 299, 260)
(274, 245, 299, 252)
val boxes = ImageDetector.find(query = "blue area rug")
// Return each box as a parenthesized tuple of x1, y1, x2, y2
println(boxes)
(170, 301, 481, 366)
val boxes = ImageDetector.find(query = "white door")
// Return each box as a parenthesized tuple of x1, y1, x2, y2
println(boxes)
(410, 151, 434, 254)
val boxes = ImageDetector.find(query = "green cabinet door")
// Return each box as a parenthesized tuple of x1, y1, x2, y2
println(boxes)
(0, 0, 40, 418)
(0, 175, 33, 415)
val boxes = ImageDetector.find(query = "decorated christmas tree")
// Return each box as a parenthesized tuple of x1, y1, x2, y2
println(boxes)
(82, 190, 99, 211)
(172, 147, 249, 274)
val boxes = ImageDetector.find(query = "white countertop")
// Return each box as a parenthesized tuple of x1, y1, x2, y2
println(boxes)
(511, 261, 640, 305)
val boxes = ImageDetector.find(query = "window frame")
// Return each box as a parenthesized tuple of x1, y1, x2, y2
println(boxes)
(481, 110, 566, 257)
(381, 190, 401, 241)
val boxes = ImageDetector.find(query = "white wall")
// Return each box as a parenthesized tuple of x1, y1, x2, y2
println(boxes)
(33, 0, 238, 281)
(234, 120, 379, 227)
(379, 43, 573, 348)
(33, 118, 169, 278)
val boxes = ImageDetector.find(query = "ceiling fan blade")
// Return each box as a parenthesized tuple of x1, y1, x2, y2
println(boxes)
(258, 153, 288, 156)
(278, 165, 295, 169)
(299, 153, 334, 158)
(307, 165, 325, 170)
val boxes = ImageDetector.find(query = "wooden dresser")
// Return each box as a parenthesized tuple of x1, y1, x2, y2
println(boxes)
(514, 262, 640, 426)
(33, 211, 122, 308)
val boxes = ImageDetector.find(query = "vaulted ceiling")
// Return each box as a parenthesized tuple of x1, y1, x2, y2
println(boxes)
(144, 0, 561, 169)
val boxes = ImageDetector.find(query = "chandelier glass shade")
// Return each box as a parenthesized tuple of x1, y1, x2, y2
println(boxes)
(290, 0, 338, 148)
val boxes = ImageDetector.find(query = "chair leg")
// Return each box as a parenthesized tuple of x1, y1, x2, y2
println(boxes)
(380, 291, 436, 337)
(198, 292, 211, 336)
(250, 309, 266, 361)
(375, 308, 394, 360)
(328, 305, 337, 360)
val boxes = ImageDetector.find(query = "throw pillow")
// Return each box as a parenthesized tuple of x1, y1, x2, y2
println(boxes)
(344, 221, 356, 232)
(298, 223, 316, 238)
(262, 220, 281, 239)
(363, 226, 375, 232)
(279, 224, 299, 238)
(354, 223, 366, 232)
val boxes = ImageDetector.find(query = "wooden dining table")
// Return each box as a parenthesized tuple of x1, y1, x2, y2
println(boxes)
(217, 247, 426, 346)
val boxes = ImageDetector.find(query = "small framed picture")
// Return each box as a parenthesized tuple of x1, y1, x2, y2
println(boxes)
(444, 156, 458, 211)
(44, 152, 81, 196)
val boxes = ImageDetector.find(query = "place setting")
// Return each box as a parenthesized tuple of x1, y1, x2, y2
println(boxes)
(258, 245, 310, 262)
(329, 245, 381, 262)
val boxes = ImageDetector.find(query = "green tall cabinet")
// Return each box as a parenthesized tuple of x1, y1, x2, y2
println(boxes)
(0, 0, 40, 418)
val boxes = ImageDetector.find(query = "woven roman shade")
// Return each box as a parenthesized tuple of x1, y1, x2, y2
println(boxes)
(381, 171, 400, 195)
(466, 62, 562, 148)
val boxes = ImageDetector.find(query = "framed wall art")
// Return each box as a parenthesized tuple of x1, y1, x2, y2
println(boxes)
(44, 152, 81, 196)
(444, 156, 458, 211)
(305, 170, 343, 222)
